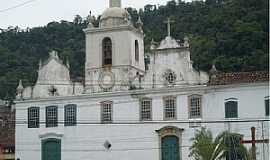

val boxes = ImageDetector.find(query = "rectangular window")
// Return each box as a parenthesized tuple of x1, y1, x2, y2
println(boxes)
(140, 98, 152, 121)
(164, 97, 176, 120)
(225, 101, 238, 118)
(101, 102, 112, 123)
(265, 98, 269, 116)
(46, 106, 58, 127)
(189, 95, 202, 119)
(28, 107, 39, 128)
(64, 104, 77, 126)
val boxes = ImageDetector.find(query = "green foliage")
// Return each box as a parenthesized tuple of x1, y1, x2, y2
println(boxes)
(189, 128, 224, 160)
(0, 0, 268, 99)
(189, 128, 250, 160)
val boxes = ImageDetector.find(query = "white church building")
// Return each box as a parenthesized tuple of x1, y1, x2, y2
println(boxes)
(15, 0, 269, 160)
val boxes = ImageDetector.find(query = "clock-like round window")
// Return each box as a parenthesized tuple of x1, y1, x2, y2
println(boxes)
(98, 71, 115, 90)
(163, 69, 177, 86)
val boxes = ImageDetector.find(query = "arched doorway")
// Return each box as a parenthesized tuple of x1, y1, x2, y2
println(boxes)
(162, 136, 180, 160)
(42, 138, 61, 160)
(156, 126, 184, 160)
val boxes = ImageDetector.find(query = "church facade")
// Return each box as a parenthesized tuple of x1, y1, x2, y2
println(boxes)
(15, 0, 269, 160)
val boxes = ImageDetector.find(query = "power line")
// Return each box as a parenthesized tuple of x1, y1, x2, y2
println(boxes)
(5, 118, 270, 124)
(16, 145, 192, 152)
(0, 0, 38, 13)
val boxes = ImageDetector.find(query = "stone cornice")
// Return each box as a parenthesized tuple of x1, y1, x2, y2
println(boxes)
(86, 65, 145, 73)
(83, 25, 144, 37)
(15, 82, 268, 104)
(39, 132, 64, 139)
(151, 47, 189, 53)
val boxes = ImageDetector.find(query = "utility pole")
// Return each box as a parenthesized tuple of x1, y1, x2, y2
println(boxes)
(261, 122, 265, 160)
(241, 127, 269, 160)
(227, 122, 232, 160)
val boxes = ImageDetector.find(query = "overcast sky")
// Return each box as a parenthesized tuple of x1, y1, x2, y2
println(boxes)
(0, 0, 172, 29)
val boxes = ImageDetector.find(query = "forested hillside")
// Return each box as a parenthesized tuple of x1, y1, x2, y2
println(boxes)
(0, 0, 268, 100)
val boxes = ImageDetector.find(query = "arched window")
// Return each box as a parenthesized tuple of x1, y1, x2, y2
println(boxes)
(102, 37, 112, 66)
(135, 40, 139, 62)
(225, 98, 238, 118)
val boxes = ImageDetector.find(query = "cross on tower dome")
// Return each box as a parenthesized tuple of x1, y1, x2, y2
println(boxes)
(110, 0, 121, 8)
(163, 18, 175, 37)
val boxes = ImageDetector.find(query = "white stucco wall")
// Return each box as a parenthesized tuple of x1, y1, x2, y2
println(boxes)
(15, 83, 269, 160)
(84, 27, 145, 93)
(85, 27, 144, 71)
(143, 48, 208, 90)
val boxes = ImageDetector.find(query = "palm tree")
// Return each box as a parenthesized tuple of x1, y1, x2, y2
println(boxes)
(189, 128, 224, 160)
(189, 128, 250, 160)
(218, 131, 250, 160)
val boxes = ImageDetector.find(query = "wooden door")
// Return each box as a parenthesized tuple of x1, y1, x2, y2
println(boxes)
(42, 138, 61, 160)
(162, 136, 180, 160)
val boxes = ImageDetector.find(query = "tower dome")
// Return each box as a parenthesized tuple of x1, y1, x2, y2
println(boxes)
(100, 0, 131, 28)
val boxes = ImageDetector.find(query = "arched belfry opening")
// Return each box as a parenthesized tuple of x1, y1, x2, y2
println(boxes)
(135, 40, 139, 62)
(102, 37, 112, 66)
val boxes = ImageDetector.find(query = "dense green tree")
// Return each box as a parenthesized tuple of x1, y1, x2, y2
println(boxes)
(0, 0, 268, 99)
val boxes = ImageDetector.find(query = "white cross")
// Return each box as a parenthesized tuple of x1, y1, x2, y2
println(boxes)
(163, 18, 175, 37)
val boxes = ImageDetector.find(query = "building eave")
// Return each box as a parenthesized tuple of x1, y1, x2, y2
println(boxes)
(14, 82, 268, 105)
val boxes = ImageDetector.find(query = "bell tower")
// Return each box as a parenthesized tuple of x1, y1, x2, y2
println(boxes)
(84, 0, 145, 93)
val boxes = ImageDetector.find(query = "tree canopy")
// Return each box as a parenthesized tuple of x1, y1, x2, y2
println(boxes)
(0, 0, 268, 99)
(189, 128, 251, 160)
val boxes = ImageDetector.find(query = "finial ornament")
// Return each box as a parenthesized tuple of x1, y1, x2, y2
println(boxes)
(66, 59, 70, 69)
(110, 0, 121, 8)
(136, 17, 143, 25)
(150, 38, 157, 50)
(39, 59, 42, 70)
(210, 63, 218, 78)
(16, 80, 24, 100)
(49, 50, 59, 59)
(184, 36, 190, 48)
(136, 17, 143, 32)
(163, 18, 175, 37)
(87, 11, 95, 28)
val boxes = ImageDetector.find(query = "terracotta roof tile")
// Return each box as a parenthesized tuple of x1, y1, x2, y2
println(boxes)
(209, 71, 269, 85)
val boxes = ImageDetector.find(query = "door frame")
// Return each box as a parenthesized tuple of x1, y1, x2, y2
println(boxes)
(156, 126, 184, 160)
(41, 138, 61, 160)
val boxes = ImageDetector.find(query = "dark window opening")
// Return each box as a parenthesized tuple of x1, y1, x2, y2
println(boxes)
(135, 40, 139, 62)
(225, 101, 238, 118)
(28, 107, 40, 128)
(46, 106, 58, 127)
(265, 98, 269, 116)
(102, 37, 112, 66)
(64, 104, 77, 126)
